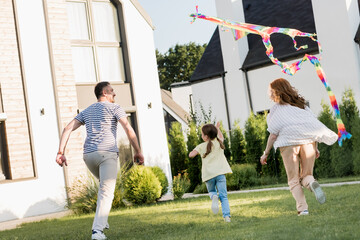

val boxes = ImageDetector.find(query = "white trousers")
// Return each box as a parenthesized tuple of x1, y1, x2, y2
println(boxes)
(83, 151, 118, 231)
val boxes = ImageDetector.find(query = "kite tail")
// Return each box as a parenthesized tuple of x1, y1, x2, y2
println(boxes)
(307, 55, 352, 146)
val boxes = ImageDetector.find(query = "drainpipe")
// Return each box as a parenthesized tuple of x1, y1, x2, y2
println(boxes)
(240, 68, 253, 112)
(221, 72, 231, 132)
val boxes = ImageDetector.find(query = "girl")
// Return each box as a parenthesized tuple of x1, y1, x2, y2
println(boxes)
(189, 122, 232, 222)
(260, 78, 338, 216)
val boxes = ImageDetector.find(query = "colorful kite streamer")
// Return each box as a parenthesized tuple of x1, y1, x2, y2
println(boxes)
(190, 6, 351, 146)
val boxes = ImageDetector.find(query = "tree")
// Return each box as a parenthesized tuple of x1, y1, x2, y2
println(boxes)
(315, 101, 337, 178)
(330, 89, 359, 177)
(156, 43, 207, 90)
(230, 120, 246, 164)
(219, 121, 231, 160)
(168, 122, 188, 177)
(244, 112, 267, 174)
(186, 121, 202, 192)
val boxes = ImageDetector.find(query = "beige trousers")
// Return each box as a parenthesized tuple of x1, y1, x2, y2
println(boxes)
(83, 151, 118, 231)
(280, 143, 316, 212)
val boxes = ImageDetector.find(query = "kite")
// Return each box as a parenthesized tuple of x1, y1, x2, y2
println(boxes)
(190, 6, 352, 146)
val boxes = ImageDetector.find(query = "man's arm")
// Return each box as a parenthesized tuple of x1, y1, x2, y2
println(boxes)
(56, 119, 82, 167)
(119, 117, 144, 165)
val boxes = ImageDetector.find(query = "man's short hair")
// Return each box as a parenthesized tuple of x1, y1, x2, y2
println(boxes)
(94, 81, 110, 99)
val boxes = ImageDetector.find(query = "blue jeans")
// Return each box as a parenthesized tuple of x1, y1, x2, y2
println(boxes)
(205, 174, 230, 218)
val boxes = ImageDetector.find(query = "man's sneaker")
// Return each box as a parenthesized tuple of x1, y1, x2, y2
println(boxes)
(298, 210, 309, 216)
(224, 216, 231, 222)
(211, 195, 219, 214)
(309, 181, 326, 204)
(92, 230, 107, 240)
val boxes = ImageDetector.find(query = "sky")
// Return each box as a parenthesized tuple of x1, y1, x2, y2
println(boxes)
(137, 0, 217, 53)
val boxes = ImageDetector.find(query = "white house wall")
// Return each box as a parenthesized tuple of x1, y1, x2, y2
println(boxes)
(191, 77, 230, 129)
(122, 1, 172, 182)
(171, 85, 192, 113)
(0, 0, 66, 222)
(215, 0, 251, 129)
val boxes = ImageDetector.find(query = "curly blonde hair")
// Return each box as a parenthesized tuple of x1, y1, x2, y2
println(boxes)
(269, 78, 306, 109)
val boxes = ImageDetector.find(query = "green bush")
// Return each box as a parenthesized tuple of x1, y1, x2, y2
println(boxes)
(124, 166, 161, 205)
(315, 101, 337, 178)
(331, 89, 358, 177)
(172, 173, 191, 199)
(219, 121, 231, 160)
(244, 112, 267, 173)
(226, 164, 258, 190)
(150, 166, 169, 197)
(67, 175, 99, 214)
(186, 121, 202, 192)
(193, 182, 208, 194)
(230, 120, 246, 164)
(352, 117, 360, 175)
(168, 122, 188, 177)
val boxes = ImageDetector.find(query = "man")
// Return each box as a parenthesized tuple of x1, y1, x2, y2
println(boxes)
(56, 81, 144, 240)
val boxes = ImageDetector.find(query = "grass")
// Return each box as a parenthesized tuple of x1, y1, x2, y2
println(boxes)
(1, 183, 359, 240)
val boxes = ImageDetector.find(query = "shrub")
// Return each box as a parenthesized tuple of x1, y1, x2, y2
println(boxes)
(226, 164, 258, 190)
(67, 175, 99, 214)
(330, 89, 358, 177)
(230, 120, 246, 164)
(150, 166, 169, 197)
(172, 173, 191, 199)
(261, 123, 282, 178)
(124, 166, 161, 205)
(187, 121, 202, 192)
(352, 117, 360, 175)
(244, 112, 267, 173)
(168, 122, 188, 177)
(315, 101, 337, 178)
(219, 121, 231, 160)
(193, 182, 208, 194)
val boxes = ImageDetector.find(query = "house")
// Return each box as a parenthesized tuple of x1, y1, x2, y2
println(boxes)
(0, 0, 171, 224)
(173, 0, 360, 131)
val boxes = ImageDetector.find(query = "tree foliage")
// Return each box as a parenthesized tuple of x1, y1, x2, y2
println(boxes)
(156, 43, 207, 90)
(230, 120, 246, 164)
(168, 122, 188, 177)
(244, 112, 267, 174)
(186, 121, 202, 192)
(330, 89, 358, 177)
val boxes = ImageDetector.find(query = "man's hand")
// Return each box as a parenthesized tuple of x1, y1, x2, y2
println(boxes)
(56, 154, 67, 167)
(134, 152, 144, 165)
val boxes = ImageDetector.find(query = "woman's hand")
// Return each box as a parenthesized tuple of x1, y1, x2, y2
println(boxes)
(315, 148, 320, 159)
(260, 152, 268, 165)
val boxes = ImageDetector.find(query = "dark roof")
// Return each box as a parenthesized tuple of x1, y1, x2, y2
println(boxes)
(355, 24, 360, 44)
(242, 0, 319, 70)
(189, 27, 224, 82)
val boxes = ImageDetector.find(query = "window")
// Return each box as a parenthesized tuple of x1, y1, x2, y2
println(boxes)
(67, 0, 126, 83)
(0, 88, 9, 181)
(163, 109, 178, 135)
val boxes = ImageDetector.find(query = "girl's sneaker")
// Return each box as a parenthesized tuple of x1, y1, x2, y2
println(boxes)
(309, 181, 326, 204)
(224, 216, 231, 222)
(298, 210, 309, 216)
(211, 195, 219, 214)
(92, 230, 107, 240)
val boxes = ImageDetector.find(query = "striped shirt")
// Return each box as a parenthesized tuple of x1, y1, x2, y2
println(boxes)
(75, 101, 127, 154)
(267, 103, 338, 149)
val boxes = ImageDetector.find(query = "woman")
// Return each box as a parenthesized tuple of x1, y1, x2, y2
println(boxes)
(260, 78, 338, 216)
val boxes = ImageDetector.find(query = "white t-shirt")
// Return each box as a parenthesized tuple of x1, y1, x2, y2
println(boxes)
(267, 103, 338, 149)
(195, 139, 232, 182)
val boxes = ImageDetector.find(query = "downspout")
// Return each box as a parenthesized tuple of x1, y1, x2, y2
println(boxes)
(221, 72, 231, 132)
(241, 68, 253, 112)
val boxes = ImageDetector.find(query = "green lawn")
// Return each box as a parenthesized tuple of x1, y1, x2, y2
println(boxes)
(1, 184, 359, 240)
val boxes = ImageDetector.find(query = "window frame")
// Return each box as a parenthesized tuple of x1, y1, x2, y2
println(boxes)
(67, 0, 128, 84)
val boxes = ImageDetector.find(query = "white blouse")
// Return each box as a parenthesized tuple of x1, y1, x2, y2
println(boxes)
(267, 103, 338, 149)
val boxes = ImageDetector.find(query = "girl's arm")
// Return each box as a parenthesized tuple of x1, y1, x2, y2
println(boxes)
(216, 122, 224, 143)
(260, 133, 278, 165)
(189, 150, 199, 158)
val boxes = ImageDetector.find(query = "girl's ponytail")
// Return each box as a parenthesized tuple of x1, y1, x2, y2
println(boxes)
(203, 140, 213, 158)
